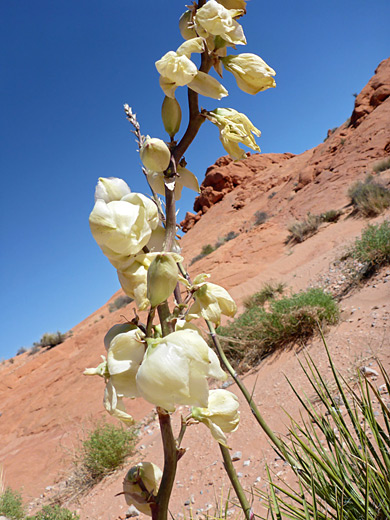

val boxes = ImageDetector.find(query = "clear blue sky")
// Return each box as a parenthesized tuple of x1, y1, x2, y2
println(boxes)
(0, 0, 389, 359)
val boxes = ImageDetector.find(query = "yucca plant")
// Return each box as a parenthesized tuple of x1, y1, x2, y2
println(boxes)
(255, 335, 390, 520)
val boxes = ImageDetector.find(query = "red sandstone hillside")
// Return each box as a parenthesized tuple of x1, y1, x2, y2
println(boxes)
(0, 58, 389, 520)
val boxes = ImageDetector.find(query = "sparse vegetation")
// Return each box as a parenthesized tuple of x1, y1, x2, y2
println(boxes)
(76, 421, 138, 482)
(243, 282, 285, 309)
(257, 340, 390, 520)
(191, 232, 238, 264)
(217, 288, 339, 367)
(108, 294, 134, 313)
(16, 347, 27, 356)
(287, 213, 322, 243)
(28, 344, 41, 356)
(0, 487, 25, 520)
(320, 208, 342, 222)
(348, 176, 390, 217)
(36, 331, 66, 349)
(253, 210, 268, 226)
(372, 156, 390, 173)
(351, 220, 390, 275)
(27, 505, 79, 520)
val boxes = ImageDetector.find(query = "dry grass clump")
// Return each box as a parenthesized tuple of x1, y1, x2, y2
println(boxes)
(372, 156, 390, 173)
(348, 176, 390, 217)
(286, 214, 322, 243)
(191, 231, 239, 265)
(350, 220, 390, 275)
(217, 288, 339, 368)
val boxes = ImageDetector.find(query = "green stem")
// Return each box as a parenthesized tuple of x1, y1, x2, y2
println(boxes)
(220, 444, 252, 520)
(154, 408, 179, 520)
(157, 302, 173, 336)
(206, 320, 299, 469)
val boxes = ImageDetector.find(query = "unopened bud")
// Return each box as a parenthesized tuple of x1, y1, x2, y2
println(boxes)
(147, 253, 179, 308)
(140, 137, 171, 173)
(161, 96, 182, 138)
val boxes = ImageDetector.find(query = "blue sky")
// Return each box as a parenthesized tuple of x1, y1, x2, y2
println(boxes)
(0, 0, 389, 359)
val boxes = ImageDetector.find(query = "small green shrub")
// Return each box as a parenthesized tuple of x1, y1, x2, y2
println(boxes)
(0, 487, 25, 520)
(218, 288, 339, 367)
(351, 220, 390, 273)
(254, 211, 268, 226)
(320, 209, 342, 222)
(348, 176, 390, 217)
(287, 213, 322, 243)
(243, 282, 285, 309)
(27, 505, 80, 520)
(108, 295, 134, 313)
(372, 157, 390, 173)
(39, 331, 66, 349)
(78, 421, 138, 482)
(28, 344, 41, 356)
(16, 347, 27, 356)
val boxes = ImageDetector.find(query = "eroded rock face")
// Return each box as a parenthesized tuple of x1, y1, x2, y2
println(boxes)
(181, 58, 390, 233)
(351, 58, 390, 127)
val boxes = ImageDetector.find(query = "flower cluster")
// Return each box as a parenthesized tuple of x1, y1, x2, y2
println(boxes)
(86, 1, 277, 515)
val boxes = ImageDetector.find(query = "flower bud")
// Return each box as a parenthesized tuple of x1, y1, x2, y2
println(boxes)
(147, 253, 179, 308)
(161, 96, 182, 138)
(94, 177, 131, 203)
(140, 137, 171, 173)
(179, 10, 197, 40)
(123, 462, 162, 516)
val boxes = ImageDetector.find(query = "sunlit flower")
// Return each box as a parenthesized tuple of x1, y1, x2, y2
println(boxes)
(188, 71, 228, 99)
(192, 389, 240, 447)
(221, 53, 276, 94)
(179, 10, 197, 40)
(123, 462, 162, 516)
(136, 330, 227, 412)
(94, 177, 131, 203)
(194, 0, 246, 46)
(84, 326, 146, 424)
(206, 107, 261, 160)
(184, 273, 237, 325)
(89, 198, 152, 257)
(117, 253, 155, 311)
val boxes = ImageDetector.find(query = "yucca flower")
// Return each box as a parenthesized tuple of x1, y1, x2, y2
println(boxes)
(221, 53, 276, 94)
(194, 0, 246, 46)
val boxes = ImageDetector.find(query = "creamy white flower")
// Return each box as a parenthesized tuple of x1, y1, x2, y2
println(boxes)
(155, 39, 206, 98)
(147, 166, 200, 201)
(117, 254, 155, 311)
(207, 108, 261, 160)
(123, 462, 162, 516)
(188, 71, 228, 99)
(179, 10, 197, 40)
(121, 192, 159, 230)
(192, 389, 240, 447)
(194, 0, 246, 46)
(186, 275, 237, 325)
(136, 330, 227, 412)
(89, 198, 152, 256)
(94, 177, 131, 203)
(85, 326, 145, 425)
(221, 53, 276, 95)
